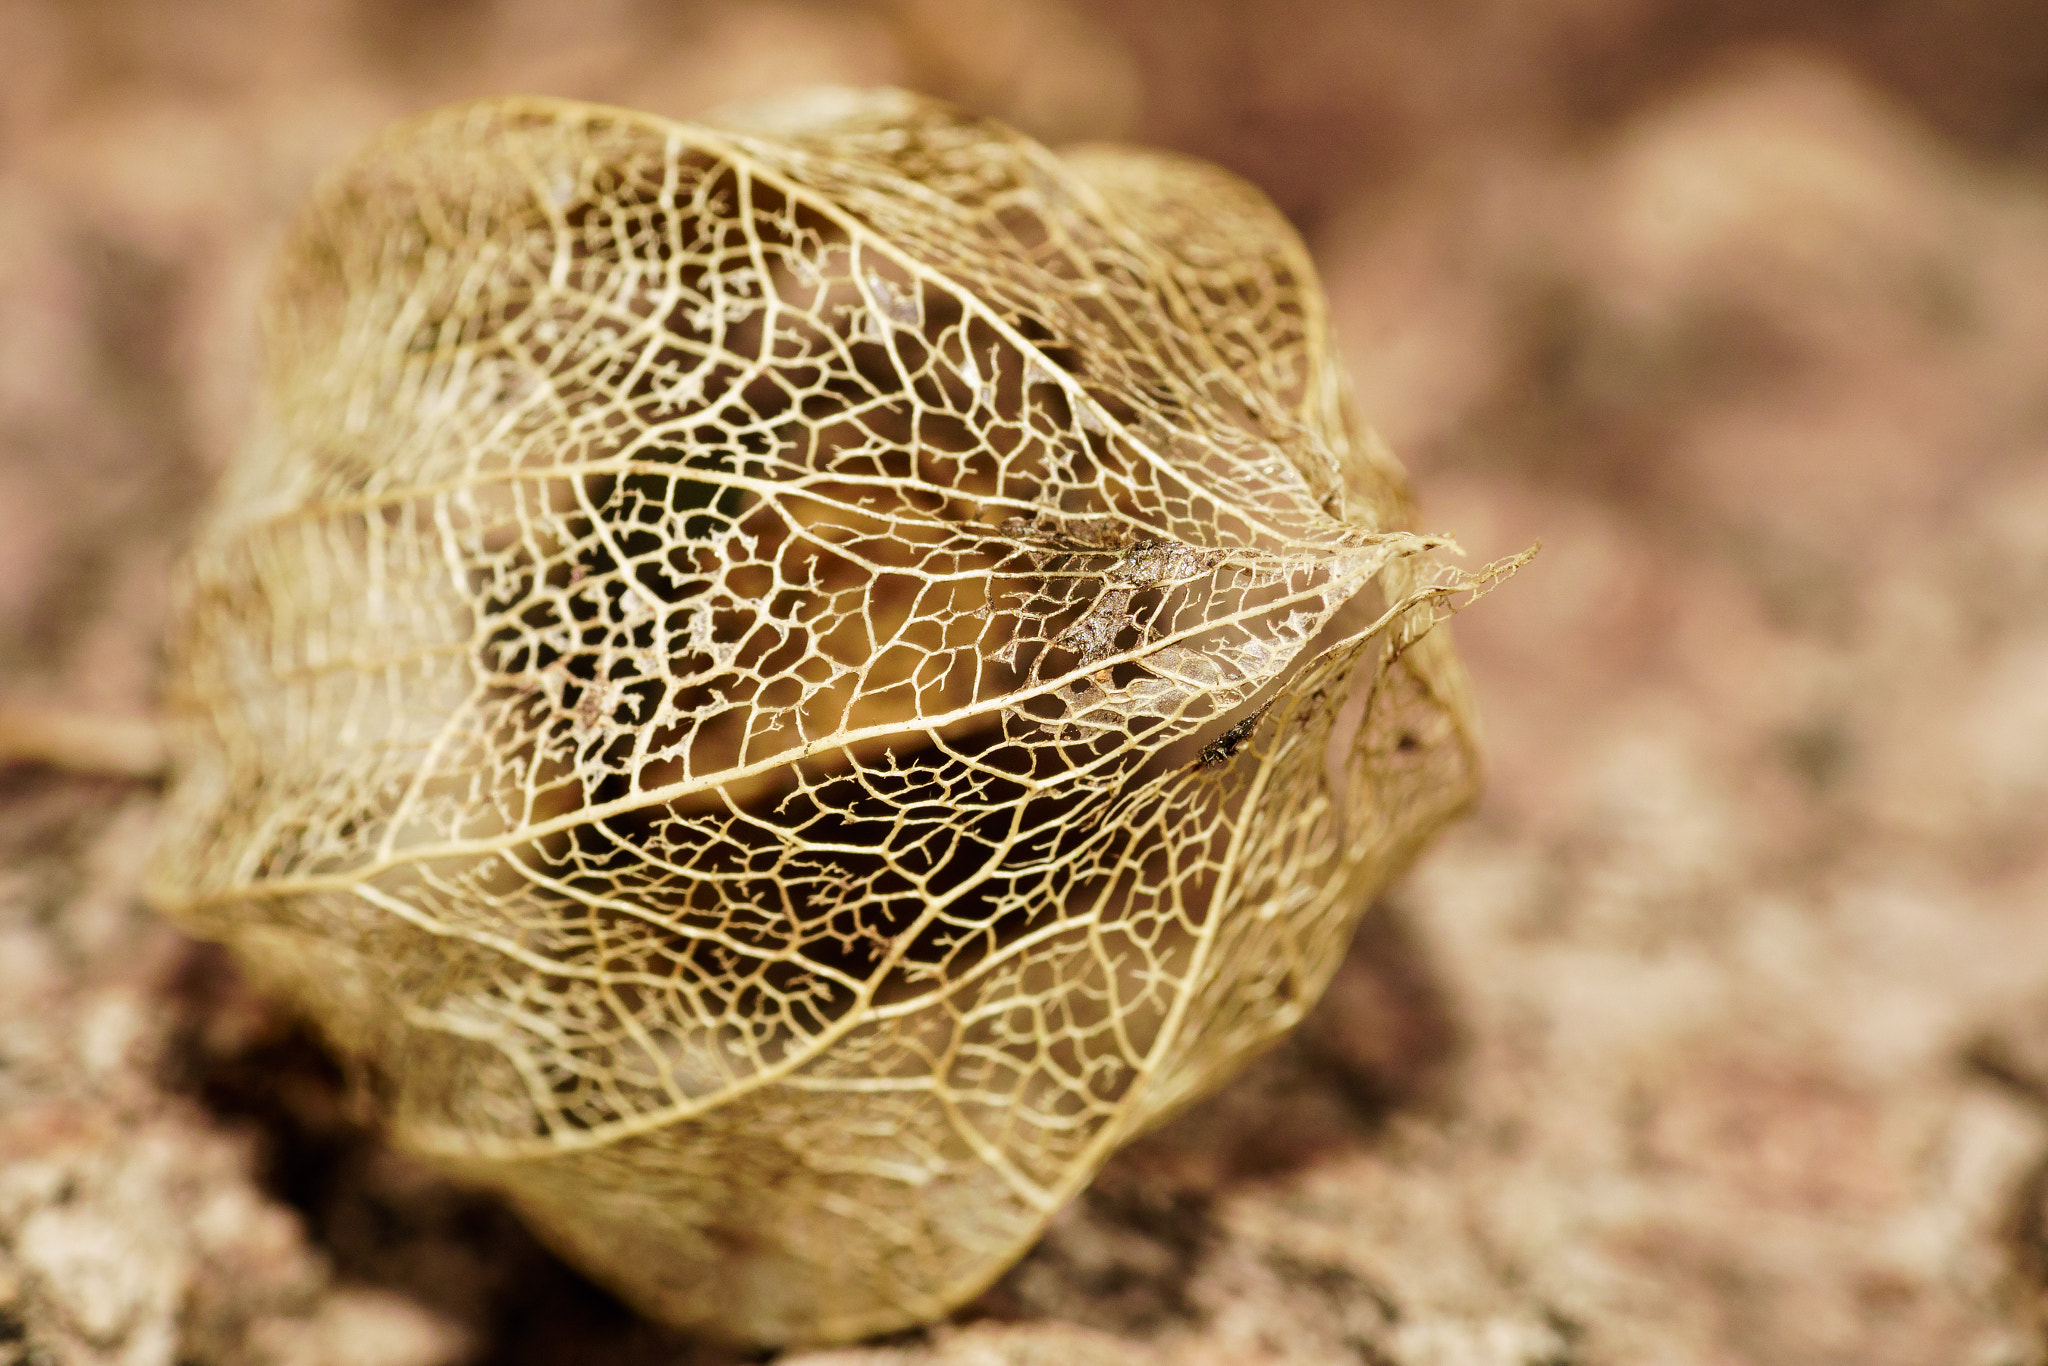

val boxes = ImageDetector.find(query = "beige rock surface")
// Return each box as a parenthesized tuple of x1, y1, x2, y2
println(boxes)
(4, 3, 2048, 1364)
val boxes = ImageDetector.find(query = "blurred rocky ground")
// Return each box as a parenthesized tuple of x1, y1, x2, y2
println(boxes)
(4, 2, 2048, 1363)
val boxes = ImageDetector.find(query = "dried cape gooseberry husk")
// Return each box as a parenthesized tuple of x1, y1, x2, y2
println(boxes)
(146, 89, 1525, 1346)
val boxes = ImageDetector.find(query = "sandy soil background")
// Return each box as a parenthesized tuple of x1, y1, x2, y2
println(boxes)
(4, 2, 2048, 1363)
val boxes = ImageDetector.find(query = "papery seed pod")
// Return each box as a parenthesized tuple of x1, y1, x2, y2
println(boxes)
(147, 88, 1523, 1347)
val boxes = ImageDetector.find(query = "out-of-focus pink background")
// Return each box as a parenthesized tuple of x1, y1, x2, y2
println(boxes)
(4, 5, 2048, 1364)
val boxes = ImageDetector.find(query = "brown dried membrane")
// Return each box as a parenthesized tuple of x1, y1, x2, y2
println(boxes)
(145, 88, 1526, 1347)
